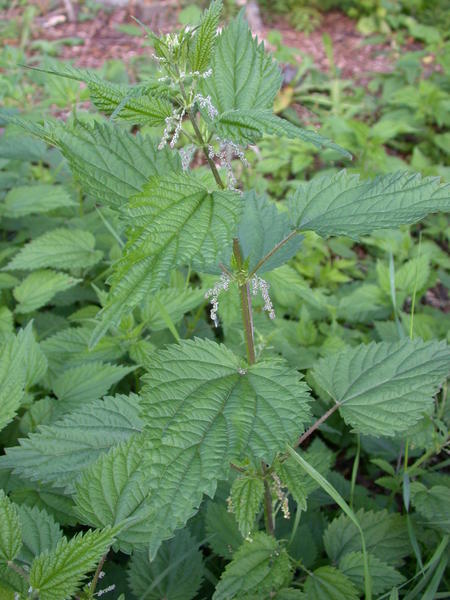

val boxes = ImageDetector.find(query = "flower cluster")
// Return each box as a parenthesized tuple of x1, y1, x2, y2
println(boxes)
(179, 144, 196, 171)
(194, 93, 218, 120)
(251, 275, 275, 319)
(208, 139, 249, 190)
(205, 273, 231, 327)
(271, 473, 290, 519)
(158, 108, 186, 150)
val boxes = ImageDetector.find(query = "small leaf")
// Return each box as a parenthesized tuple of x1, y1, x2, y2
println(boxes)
(205, 501, 243, 559)
(338, 551, 405, 595)
(303, 566, 359, 600)
(0, 491, 22, 563)
(2, 184, 75, 218)
(230, 476, 264, 536)
(410, 483, 450, 534)
(0, 332, 27, 432)
(16, 322, 48, 388)
(17, 505, 63, 565)
(190, 0, 222, 73)
(13, 270, 81, 313)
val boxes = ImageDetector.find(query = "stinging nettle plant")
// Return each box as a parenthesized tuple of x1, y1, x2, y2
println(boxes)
(1, 1, 450, 598)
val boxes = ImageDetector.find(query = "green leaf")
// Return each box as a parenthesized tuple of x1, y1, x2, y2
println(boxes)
(0, 491, 22, 563)
(410, 483, 450, 534)
(215, 110, 351, 157)
(288, 171, 450, 239)
(0, 394, 142, 493)
(5, 229, 103, 272)
(75, 436, 153, 553)
(139, 338, 311, 556)
(230, 476, 264, 536)
(17, 322, 48, 388)
(213, 532, 291, 600)
(141, 287, 206, 331)
(127, 529, 204, 600)
(338, 551, 405, 595)
(0, 332, 26, 432)
(52, 361, 135, 415)
(202, 11, 282, 112)
(17, 505, 63, 565)
(2, 184, 75, 218)
(312, 339, 450, 436)
(324, 509, 410, 565)
(13, 270, 81, 313)
(190, 0, 222, 73)
(303, 566, 359, 600)
(93, 173, 241, 344)
(205, 501, 243, 559)
(29, 527, 115, 600)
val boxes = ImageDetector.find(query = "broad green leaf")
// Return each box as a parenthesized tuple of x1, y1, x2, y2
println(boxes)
(410, 483, 450, 534)
(0, 491, 22, 562)
(11, 487, 77, 527)
(0, 332, 26, 432)
(127, 529, 204, 600)
(139, 338, 311, 556)
(75, 436, 153, 553)
(52, 361, 135, 415)
(312, 339, 450, 436)
(303, 566, 359, 600)
(0, 394, 142, 493)
(13, 270, 81, 313)
(17, 505, 63, 565)
(214, 532, 291, 600)
(215, 110, 351, 157)
(141, 287, 206, 331)
(202, 12, 281, 112)
(93, 173, 241, 344)
(29, 527, 115, 600)
(2, 184, 75, 218)
(190, 0, 222, 73)
(205, 501, 243, 559)
(338, 551, 405, 595)
(16, 322, 48, 388)
(5, 229, 103, 271)
(324, 509, 410, 565)
(288, 171, 450, 239)
(230, 476, 264, 536)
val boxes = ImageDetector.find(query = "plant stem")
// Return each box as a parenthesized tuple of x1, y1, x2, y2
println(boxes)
(262, 464, 275, 536)
(233, 238, 256, 365)
(7, 560, 29, 582)
(88, 552, 108, 598)
(248, 230, 299, 277)
(294, 402, 340, 448)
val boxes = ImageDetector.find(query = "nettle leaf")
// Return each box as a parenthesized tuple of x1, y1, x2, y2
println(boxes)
(215, 110, 351, 157)
(230, 476, 264, 536)
(13, 270, 81, 313)
(0, 394, 142, 493)
(213, 532, 291, 600)
(17, 322, 48, 388)
(127, 529, 204, 600)
(17, 505, 63, 565)
(29, 527, 115, 600)
(303, 566, 359, 600)
(52, 361, 136, 415)
(410, 483, 450, 534)
(190, 0, 222, 73)
(93, 173, 241, 343)
(323, 509, 410, 565)
(139, 338, 311, 555)
(202, 11, 281, 112)
(312, 339, 450, 436)
(75, 436, 153, 553)
(11, 487, 77, 528)
(141, 286, 206, 331)
(5, 229, 103, 272)
(288, 171, 450, 239)
(0, 331, 27, 432)
(0, 490, 22, 562)
(2, 184, 75, 218)
(338, 551, 405, 595)
(205, 501, 243, 559)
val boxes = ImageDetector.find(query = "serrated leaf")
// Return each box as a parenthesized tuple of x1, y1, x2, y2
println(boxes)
(139, 338, 311, 556)
(2, 185, 75, 218)
(288, 171, 450, 239)
(0, 332, 26, 432)
(0, 491, 22, 563)
(93, 173, 241, 343)
(5, 228, 103, 272)
(213, 532, 291, 600)
(52, 361, 135, 415)
(201, 12, 281, 112)
(323, 509, 410, 565)
(410, 483, 450, 534)
(205, 501, 243, 559)
(17, 505, 63, 565)
(230, 476, 264, 536)
(16, 322, 48, 388)
(13, 270, 81, 313)
(312, 339, 450, 436)
(11, 487, 77, 527)
(0, 394, 142, 493)
(215, 110, 351, 157)
(29, 527, 115, 600)
(338, 551, 405, 594)
(141, 286, 206, 331)
(303, 566, 359, 600)
(127, 529, 204, 600)
(75, 436, 153, 553)
(190, 0, 222, 73)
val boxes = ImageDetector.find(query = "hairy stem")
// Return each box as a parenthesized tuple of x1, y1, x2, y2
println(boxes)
(233, 238, 256, 365)
(294, 403, 340, 448)
(262, 464, 275, 536)
(248, 230, 299, 277)
(88, 552, 108, 598)
(7, 560, 29, 582)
